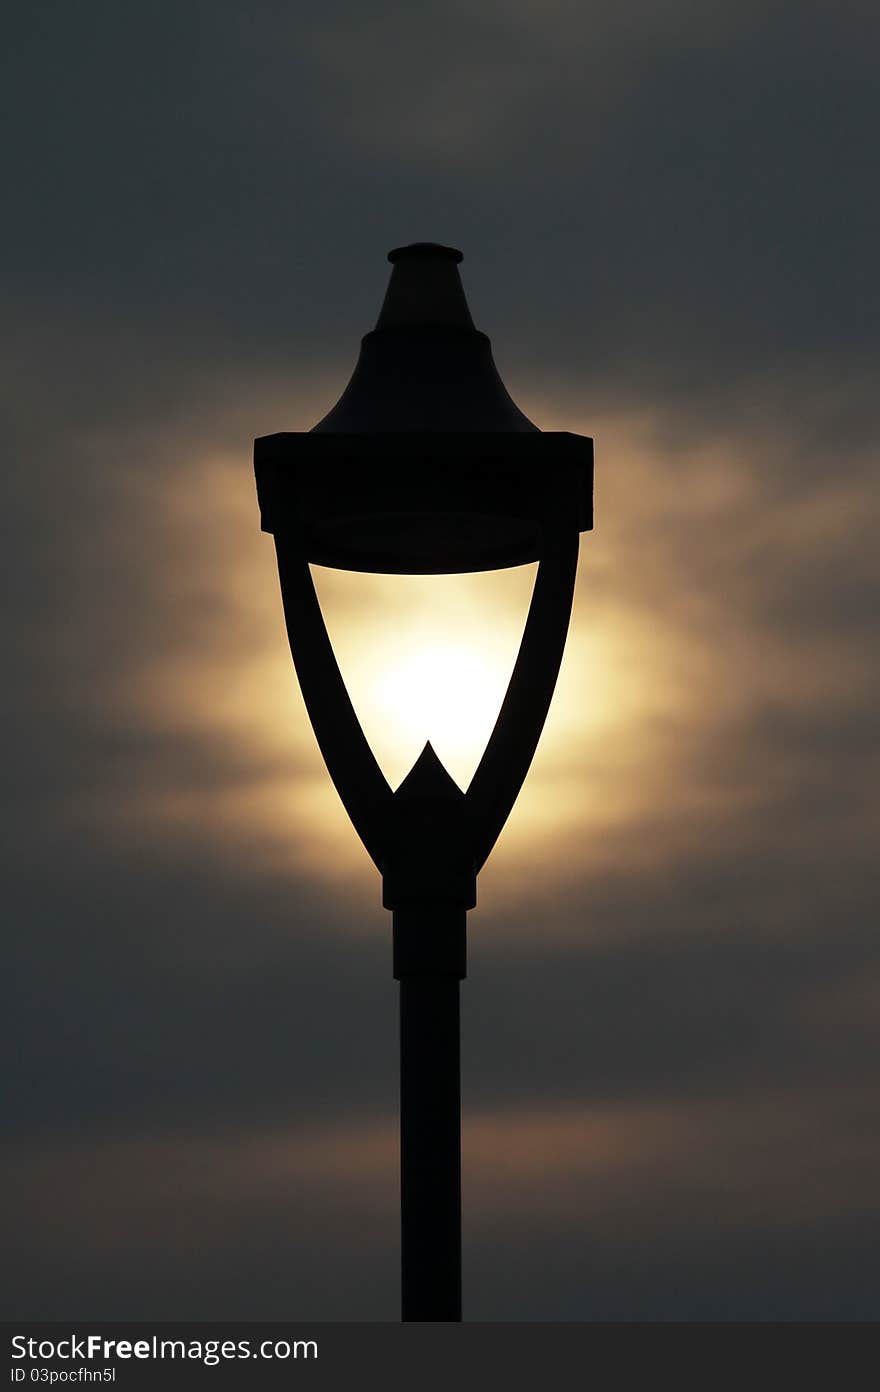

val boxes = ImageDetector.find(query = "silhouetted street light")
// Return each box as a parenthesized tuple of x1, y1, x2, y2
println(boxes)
(254, 243, 593, 1322)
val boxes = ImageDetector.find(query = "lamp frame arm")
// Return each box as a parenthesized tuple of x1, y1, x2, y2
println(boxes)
(274, 536, 393, 868)
(464, 523, 579, 871)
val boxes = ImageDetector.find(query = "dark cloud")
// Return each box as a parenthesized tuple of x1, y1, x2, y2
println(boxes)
(4, 3, 878, 396)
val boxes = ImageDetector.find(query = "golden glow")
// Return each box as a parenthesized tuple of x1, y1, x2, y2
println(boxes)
(79, 401, 870, 941)
(93, 424, 727, 910)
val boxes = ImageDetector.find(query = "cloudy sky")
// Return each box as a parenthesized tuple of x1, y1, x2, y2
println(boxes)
(4, 1, 878, 1319)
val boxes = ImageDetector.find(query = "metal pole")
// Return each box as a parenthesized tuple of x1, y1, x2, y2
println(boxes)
(394, 902, 465, 1321)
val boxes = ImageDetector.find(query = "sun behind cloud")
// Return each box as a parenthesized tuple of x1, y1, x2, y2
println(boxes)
(370, 642, 506, 789)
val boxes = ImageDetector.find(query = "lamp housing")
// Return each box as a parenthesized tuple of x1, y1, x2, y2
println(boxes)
(255, 243, 593, 575)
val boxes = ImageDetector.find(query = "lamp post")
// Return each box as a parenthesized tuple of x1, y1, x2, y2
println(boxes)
(254, 243, 593, 1322)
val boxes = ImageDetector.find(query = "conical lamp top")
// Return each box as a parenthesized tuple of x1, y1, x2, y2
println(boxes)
(312, 243, 538, 433)
(375, 244, 474, 330)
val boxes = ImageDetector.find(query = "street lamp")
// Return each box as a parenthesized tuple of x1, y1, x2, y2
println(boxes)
(254, 243, 593, 1322)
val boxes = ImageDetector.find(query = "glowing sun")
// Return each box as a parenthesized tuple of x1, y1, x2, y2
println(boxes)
(370, 643, 505, 787)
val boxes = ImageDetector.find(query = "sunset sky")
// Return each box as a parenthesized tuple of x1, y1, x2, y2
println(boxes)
(4, 2, 879, 1319)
